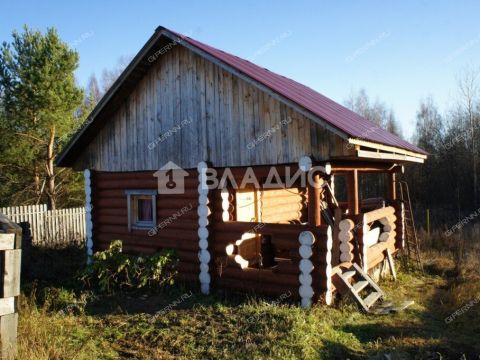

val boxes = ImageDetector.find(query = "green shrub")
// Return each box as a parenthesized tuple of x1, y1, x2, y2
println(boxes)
(81, 240, 178, 294)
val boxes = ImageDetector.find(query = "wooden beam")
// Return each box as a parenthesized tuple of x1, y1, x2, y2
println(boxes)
(347, 170, 359, 215)
(329, 161, 403, 173)
(387, 172, 396, 201)
(349, 139, 427, 160)
(356, 149, 425, 164)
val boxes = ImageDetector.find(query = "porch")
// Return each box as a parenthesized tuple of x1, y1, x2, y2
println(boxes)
(207, 159, 407, 307)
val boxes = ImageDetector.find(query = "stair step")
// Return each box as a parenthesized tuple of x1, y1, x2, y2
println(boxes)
(342, 270, 356, 281)
(352, 280, 369, 293)
(363, 291, 382, 308)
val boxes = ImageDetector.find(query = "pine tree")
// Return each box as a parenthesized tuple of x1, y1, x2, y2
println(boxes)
(0, 26, 83, 209)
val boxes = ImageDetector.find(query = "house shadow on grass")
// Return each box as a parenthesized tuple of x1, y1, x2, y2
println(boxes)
(21, 244, 87, 292)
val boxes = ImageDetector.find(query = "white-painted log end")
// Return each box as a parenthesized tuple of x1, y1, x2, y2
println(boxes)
(299, 231, 315, 246)
(298, 156, 312, 172)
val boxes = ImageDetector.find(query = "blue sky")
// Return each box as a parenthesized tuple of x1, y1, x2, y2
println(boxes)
(2, 0, 480, 140)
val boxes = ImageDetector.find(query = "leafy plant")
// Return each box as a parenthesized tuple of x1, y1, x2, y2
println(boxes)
(81, 240, 178, 294)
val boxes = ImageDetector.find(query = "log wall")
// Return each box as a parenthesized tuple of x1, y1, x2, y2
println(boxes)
(91, 170, 200, 283)
(91, 166, 332, 300)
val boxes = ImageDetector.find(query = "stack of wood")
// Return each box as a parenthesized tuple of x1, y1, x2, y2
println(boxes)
(0, 213, 21, 359)
(338, 219, 355, 263)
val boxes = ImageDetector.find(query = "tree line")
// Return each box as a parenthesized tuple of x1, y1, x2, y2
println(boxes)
(345, 73, 480, 228)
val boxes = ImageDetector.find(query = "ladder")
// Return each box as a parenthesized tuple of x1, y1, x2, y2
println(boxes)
(334, 263, 385, 312)
(395, 180, 423, 272)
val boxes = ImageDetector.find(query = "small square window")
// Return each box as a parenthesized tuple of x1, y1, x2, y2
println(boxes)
(125, 190, 157, 231)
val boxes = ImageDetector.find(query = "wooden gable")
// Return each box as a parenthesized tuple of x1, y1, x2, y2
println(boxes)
(73, 45, 352, 171)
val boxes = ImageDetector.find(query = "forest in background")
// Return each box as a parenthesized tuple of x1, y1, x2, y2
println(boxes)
(1, 26, 479, 230)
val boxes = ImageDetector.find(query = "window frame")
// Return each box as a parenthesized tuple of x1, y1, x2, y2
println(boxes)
(125, 189, 157, 231)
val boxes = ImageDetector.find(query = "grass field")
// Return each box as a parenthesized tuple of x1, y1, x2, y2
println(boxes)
(17, 233, 480, 360)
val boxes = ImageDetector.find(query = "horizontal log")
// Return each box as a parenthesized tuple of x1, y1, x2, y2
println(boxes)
(95, 198, 127, 208)
(94, 208, 127, 217)
(95, 233, 200, 251)
(213, 222, 320, 235)
(178, 262, 201, 274)
(364, 206, 395, 223)
(272, 259, 299, 275)
(366, 239, 396, 262)
(220, 266, 299, 286)
(95, 179, 157, 190)
(96, 228, 199, 242)
(157, 209, 198, 220)
(262, 213, 303, 223)
(261, 202, 305, 213)
(261, 188, 306, 198)
(95, 215, 128, 226)
(216, 278, 299, 299)
(95, 170, 195, 181)
(94, 188, 199, 199)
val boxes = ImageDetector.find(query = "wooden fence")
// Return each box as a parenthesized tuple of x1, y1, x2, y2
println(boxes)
(0, 204, 86, 246)
(0, 213, 22, 358)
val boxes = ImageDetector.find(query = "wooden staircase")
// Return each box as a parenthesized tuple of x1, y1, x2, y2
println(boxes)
(395, 180, 423, 272)
(334, 263, 385, 312)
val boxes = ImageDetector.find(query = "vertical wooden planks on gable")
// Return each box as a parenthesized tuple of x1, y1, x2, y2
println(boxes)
(244, 83, 256, 165)
(215, 65, 224, 166)
(205, 60, 216, 163)
(231, 75, 241, 166)
(173, 46, 181, 165)
(224, 70, 234, 165)
(271, 94, 282, 163)
(185, 48, 196, 169)
(237, 77, 246, 166)
(197, 55, 209, 162)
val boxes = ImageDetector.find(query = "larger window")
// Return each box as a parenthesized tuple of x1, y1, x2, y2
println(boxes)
(125, 190, 157, 231)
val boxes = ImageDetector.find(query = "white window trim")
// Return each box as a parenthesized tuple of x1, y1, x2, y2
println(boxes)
(125, 189, 157, 231)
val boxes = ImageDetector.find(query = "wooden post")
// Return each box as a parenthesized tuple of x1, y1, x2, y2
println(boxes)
(84, 170, 93, 264)
(0, 213, 21, 359)
(308, 174, 322, 226)
(332, 208, 342, 266)
(387, 172, 396, 201)
(347, 170, 359, 215)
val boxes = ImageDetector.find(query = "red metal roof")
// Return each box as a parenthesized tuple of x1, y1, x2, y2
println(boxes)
(167, 28, 426, 155)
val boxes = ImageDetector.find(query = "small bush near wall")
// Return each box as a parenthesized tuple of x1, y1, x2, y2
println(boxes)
(81, 240, 178, 294)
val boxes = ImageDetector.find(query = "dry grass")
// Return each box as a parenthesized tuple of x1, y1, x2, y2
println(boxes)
(17, 292, 116, 359)
(16, 232, 480, 359)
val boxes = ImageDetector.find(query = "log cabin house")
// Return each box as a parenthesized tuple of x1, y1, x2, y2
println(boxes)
(57, 27, 427, 309)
